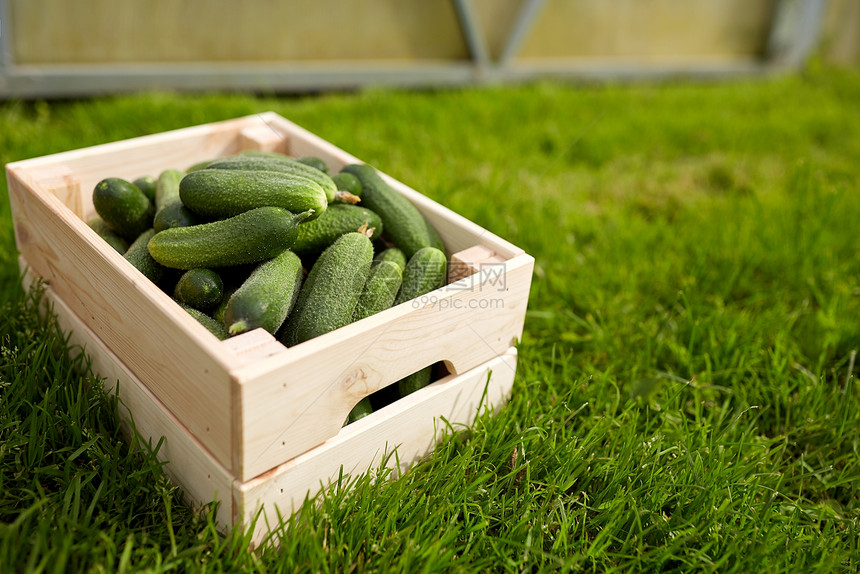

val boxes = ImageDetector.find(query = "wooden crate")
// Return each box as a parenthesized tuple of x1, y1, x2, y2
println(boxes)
(6, 113, 534, 541)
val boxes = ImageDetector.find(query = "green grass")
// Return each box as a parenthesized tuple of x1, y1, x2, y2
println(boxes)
(2, 67, 860, 571)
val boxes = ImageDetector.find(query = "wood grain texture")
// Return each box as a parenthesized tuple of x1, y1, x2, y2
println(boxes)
(233, 252, 532, 480)
(7, 147, 242, 468)
(237, 348, 518, 546)
(6, 112, 534, 484)
(21, 263, 235, 531)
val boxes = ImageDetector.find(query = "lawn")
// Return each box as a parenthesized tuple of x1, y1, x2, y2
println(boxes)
(1, 67, 859, 572)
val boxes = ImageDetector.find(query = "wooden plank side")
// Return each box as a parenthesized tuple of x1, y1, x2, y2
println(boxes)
(8, 166, 235, 468)
(6, 114, 265, 219)
(237, 349, 518, 546)
(22, 266, 235, 530)
(234, 253, 533, 480)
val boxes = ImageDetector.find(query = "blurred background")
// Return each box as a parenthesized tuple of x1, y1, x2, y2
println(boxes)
(0, 0, 857, 99)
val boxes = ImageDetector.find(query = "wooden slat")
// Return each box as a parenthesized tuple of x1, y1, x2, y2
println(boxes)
(233, 253, 533, 480)
(7, 114, 264, 219)
(237, 348, 518, 546)
(7, 162, 236, 468)
(22, 264, 235, 530)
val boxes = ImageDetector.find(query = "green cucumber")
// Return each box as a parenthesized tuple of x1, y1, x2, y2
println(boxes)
(186, 158, 217, 173)
(345, 397, 373, 425)
(153, 201, 199, 232)
(154, 169, 185, 212)
(279, 232, 373, 347)
(123, 228, 164, 283)
(291, 204, 383, 256)
(132, 175, 157, 203)
(331, 172, 362, 197)
(352, 261, 402, 322)
(209, 154, 338, 200)
(394, 247, 448, 305)
(179, 304, 230, 340)
(224, 249, 303, 336)
(212, 285, 238, 325)
(93, 177, 155, 241)
(87, 216, 129, 254)
(173, 268, 224, 312)
(373, 247, 407, 272)
(340, 164, 444, 258)
(179, 169, 327, 220)
(148, 207, 313, 269)
(296, 156, 329, 174)
(396, 366, 432, 398)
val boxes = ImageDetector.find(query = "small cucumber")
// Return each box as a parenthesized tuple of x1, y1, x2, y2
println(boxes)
(212, 285, 238, 325)
(296, 156, 329, 174)
(209, 154, 339, 201)
(396, 366, 432, 398)
(93, 177, 155, 241)
(352, 261, 402, 322)
(179, 304, 230, 340)
(173, 268, 224, 312)
(340, 164, 444, 258)
(345, 397, 373, 425)
(87, 215, 129, 254)
(132, 175, 157, 203)
(153, 201, 199, 232)
(179, 169, 327, 220)
(331, 172, 362, 196)
(394, 247, 448, 305)
(279, 232, 373, 347)
(155, 169, 185, 212)
(292, 203, 383, 256)
(373, 247, 407, 272)
(148, 207, 313, 269)
(224, 249, 303, 336)
(123, 228, 164, 283)
(186, 158, 217, 173)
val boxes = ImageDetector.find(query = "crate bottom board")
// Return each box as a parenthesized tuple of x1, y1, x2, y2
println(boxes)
(25, 266, 518, 544)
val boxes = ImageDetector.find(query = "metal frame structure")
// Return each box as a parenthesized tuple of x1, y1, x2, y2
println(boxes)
(0, 0, 830, 99)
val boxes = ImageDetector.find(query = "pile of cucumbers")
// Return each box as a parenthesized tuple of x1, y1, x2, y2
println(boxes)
(88, 151, 448, 421)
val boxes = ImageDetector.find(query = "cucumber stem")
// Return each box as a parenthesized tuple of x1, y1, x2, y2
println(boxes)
(228, 320, 249, 335)
(334, 191, 361, 204)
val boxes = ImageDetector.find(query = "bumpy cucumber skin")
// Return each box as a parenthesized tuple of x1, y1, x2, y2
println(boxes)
(394, 247, 448, 305)
(93, 177, 155, 241)
(207, 155, 338, 202)
(373, 247, 407, 272)
(87, 216, 129, 254)
(279, 232, 373, 347)
(340, 164, 445, 259)
(224, 249, 303, 335)
(292, 204, 383, 255)
(148, 207, 312, 269)
(153, 201, 199, 232)
(124, 229, 164, 283)
(396, 366, 432, 398)
(179, 304, 230, 340)
(132, 176, 157, 203)
(173, 268, 224, 312)
(352, 261, 402, 322)
(296, 156, 329, 174)
(154, 169, 184, 212)
(179, 169, 327, 220)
